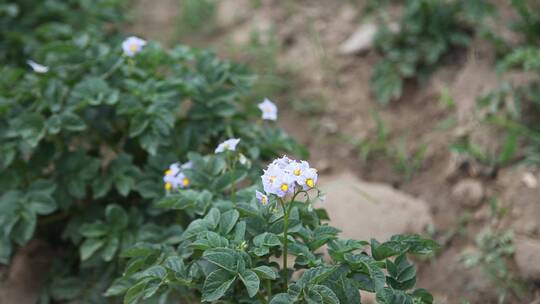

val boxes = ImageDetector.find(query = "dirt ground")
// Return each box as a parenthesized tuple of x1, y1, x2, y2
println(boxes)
(129, 0, 540, 303)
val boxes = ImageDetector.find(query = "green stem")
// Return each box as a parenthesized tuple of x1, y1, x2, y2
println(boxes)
(279, 198, 289, 291)
(266, 279, 272, 301)
(101, 56, 124, 80)
(227, 152, 236, 204)
(256, 291, 268, 304)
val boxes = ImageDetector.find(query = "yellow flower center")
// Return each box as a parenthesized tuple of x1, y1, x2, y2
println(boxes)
(293, 169, 301, 176)
(182, 178, 190, 187)
(261, 195, 268, 205)
(306, 178, 314, 188)
(264, 107, 272, 113)
(269, 176, 276, 183)
(165, 169, 172, 175)
(164, 182, 172, 190)
(223, 143, 229, 149)
(129, 43, 139, 53)
(280, 183, 289, 192)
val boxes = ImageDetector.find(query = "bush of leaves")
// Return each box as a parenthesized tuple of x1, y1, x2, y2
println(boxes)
(369, 0, 494, 104)
(0, 2, 301, 301)
(112, 154, 439, 304)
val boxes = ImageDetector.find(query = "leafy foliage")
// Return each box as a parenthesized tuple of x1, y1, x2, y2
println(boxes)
(369, 0, 493, 104)
(114, 154, 439, 303)
(1, 1, 439, 303)
(0, 1, 302, 302)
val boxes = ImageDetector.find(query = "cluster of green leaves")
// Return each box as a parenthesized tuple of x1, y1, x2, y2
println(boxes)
(0, 1, 302, 302)
(111, 153, 439, 303)
(0, 0, 126, 66)
(475, 0, 540, 166)
(462, 229, 525, 303)
(369, 0, 494, 104)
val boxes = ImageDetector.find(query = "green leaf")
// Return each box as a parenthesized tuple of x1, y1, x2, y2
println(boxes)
(239, 269, 260, 298)
(101, 236, 120, 262)
(371, 60, 403, 105)
(61, 112, 86, 131)
(202, 269, 236, 302)
(124, 278, 149, 304)
(0, 236, 12, 264)
(143, 265, 167, 280)
(79, 222, 108, 238)
(80, 238, 105, 261)
(115, 174, 135, 197)
(253, 266, 278, 280)
(104, 278, 132, 297)
(219, 209, 239, 235)
(270, 293, 296, 304)
(106, 204, 129, 231)
(386, 254, 416, 290)
(344, 254, 385, 293)
(308, 285, 339, 304)
(129, 113, 150, 138)
(411, 288, 433, 304)
(12, 212, 36, 245)
(121, 243, 160, 258)
(27, 192, 57, 215)
(203, 248, 237, 272)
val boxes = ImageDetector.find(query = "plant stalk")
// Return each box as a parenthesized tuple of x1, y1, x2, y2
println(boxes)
(280, 198, 289, 291)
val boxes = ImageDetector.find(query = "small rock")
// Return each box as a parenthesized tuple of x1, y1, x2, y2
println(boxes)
(514, 237, 540, 282)
(339, 22, 378, 54)
(339, 22, 399, 55)
(451, 179, 484, 208)
(317, 172, 433, 241)
(522, 172, 538, 189)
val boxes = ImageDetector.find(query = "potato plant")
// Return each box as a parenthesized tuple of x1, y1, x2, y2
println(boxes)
(369, 0, 494, 104)
(0, 1, 302, 301)
(0, 1, 438, 303)
(111, 154, 439, 304)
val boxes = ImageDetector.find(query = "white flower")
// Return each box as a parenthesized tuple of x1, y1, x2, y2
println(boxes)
(122, 36, 147, 57)
(256, 190, 269, 205)
(27, 60, 49, 73)
(270, 155, 293, 170)
(286, 160, 310, 184)
(261, 164, 282, 194)
(297, 167, 318, 190)
(260, 157, 319, 198)
(215, 138, 240, 153)
(163, 162, 191, 190)
(258, 98, 278, 121)
(261, 164, 294, 197)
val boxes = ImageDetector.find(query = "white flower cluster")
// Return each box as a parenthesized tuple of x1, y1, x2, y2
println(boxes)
(163, 162, 192, 191)
(259, 156, 318, 200)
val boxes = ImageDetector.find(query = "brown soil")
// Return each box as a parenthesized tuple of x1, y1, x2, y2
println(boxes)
(129, 0, 540, 303)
